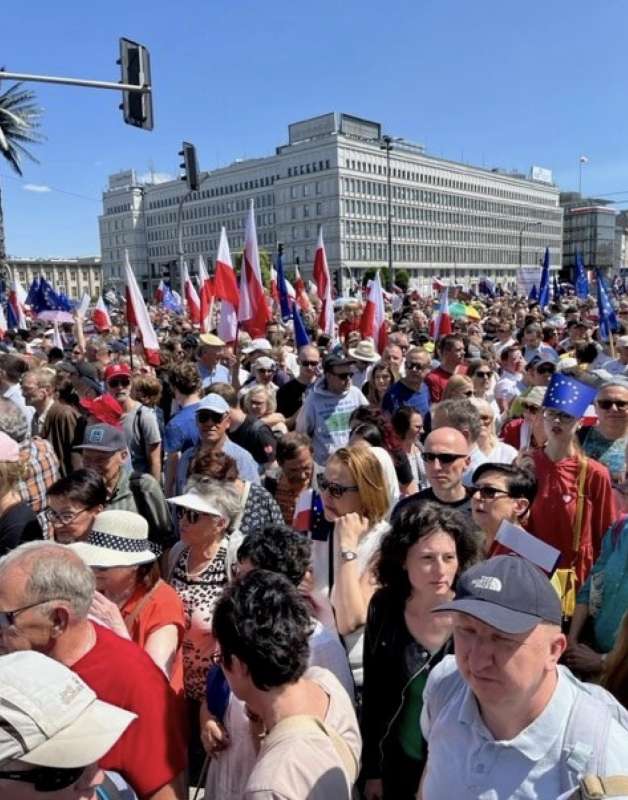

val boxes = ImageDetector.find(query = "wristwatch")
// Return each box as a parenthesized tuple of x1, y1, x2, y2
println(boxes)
(340, 549, 358, 562)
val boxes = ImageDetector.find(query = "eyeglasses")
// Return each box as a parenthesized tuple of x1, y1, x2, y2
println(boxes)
(470, 485, 511, 501)
(318, 477, 359, 498)
(521, 403, 540, 414)
(0, 598, 65, 629)
(544, 409, 575, 423)
(406, 362, 429, 372)
(474, 371, 492, 379)
(107, 377, 130, 389)
(176, 506, 207, 524)
(45, 507, 88, 526)
(209, 650, 223, 666)
(300, 360, 320, 368)
(197, 409, 227, 425)
(597, 399, 628, 410)
(0, 765, 86, 792)
(422, 452, 467, 464)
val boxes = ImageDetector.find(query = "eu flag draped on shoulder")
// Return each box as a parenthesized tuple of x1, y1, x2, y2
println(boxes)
(575, 248, 589, 299)
(538, 247, 550, 309)
(596, 268, 619, 342)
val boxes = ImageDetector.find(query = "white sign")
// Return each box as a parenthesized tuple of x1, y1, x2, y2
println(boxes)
(517, 267, 539, 297)
(531, 166, 553, 184)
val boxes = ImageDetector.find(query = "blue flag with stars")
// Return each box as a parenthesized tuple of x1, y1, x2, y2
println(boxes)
(596, 268, 618, 342)
(28, 278, 64, 314)
(543, 373, 598, 419)
(538, 247, 550, 309)
(575, 249, 589, 299)
(529, 284, 538, 301)
(292, 302, 310, 348)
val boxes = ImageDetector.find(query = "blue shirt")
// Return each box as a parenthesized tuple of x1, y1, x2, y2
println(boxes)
(164, 401, 201, 455)
(176, 439, 260, 495)
(198, 362, 230, 385)
(382, 380, 431, 417)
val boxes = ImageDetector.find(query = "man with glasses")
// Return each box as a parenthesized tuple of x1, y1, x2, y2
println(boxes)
(277, 345, 321, 427)
(0, 650, 136, 800)
(382, 346, 432, 416)
(297, 354, 368, 469)
(104, 364, 162, 484)
(392, 427, 472, 522)
(0, 542, 187, 799)
(176, 393, 260, 494)
(579, 379, 628, 487)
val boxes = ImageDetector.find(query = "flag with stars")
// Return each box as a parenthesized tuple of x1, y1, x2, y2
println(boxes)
(543, 373, 598, 419)
(596, 268, 618, 342)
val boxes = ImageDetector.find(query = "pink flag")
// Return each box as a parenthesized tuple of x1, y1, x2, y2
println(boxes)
(182, 262, 201, 324)
(430, 287, 453, 341)
(294, 264, 311, 312)
(313, 226, 334, 337)
(124, 251, 160, 366)
(92, 295, 112, 332)
(238, 200, 270, 338)
(197, 254, 214, 334)
(214, 227, 239, 343)
(359, 272, 388, 353)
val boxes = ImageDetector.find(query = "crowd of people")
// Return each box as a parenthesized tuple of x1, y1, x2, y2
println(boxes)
(0, 287, 628, 799)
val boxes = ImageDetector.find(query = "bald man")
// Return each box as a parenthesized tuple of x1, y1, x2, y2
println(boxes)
(391, 426, 472, 523)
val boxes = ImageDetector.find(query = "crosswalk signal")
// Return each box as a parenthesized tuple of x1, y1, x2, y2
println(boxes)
(179, 142, 200, 192)
(119, 37, 153, 131)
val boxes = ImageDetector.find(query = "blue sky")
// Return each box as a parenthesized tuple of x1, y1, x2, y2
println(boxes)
(2, 0, 628, 257)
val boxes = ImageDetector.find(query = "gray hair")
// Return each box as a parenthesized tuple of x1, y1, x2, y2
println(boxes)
(432, 398, 483, 443)
(0, 399, 29, 443)
(242, 385, 276, 414)
(0, 542, 95, 619)
(183, 476, 242, 532)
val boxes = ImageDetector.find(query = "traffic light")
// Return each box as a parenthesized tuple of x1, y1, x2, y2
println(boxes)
(119, 38, 153, 130)
(179, 142, 200, 192)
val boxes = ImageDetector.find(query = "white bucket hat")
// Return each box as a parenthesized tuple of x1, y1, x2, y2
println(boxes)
(0, 651, 136, 768)
(348, 340, 380, 363)
(69, 509, 156, 568)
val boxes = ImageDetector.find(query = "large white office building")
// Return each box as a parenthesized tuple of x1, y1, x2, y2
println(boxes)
(99, 112, 562, 297)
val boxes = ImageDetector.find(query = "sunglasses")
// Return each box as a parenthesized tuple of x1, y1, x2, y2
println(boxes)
(544, 409, 575, 423)
(406, 362, 429, 372)
(470, 485, 511, 501)
(318, 477, 359, 498)
(597, 399, 628, 410)
(197, 409, 227, 425)
(462, 390, 474, 397)
(475, 371, 492, 378)
(331, 372, 353, 380)
(175, 506, 206, 524)
(521, 403, 540, 414)
(422, 452, 467, 464)
(107, 377, 130, 389)
(300, 360, 320, 368)
(0, 765, 85, 792)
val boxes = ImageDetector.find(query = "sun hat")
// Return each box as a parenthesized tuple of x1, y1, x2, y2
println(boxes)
(348, 340, 380, 363)
(433, 554, 561, 634)
(79, 394, 123, 428)
(197, 393, 230, 415)
(199, 333, 225, 347)
(0, 431, 20, 463)
(242, 337, 272, 354)
(253, 356, 276, 371)
(0, 651, 136, 768)
(168, 489, 224, 517)
(73, 424, 127, 452)
(69, 510, 155, 568)
(103, 363, 131, 382)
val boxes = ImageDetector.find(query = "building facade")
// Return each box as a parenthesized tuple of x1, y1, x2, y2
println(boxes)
(7, 257, 102, 299)
(561, 192, 618, 279)
(99, 113, 562, 297)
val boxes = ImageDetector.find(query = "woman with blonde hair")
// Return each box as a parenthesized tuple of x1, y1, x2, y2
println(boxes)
(0, 431, 42, 554)
(241, 384, 287, 436)
(315, 444, 391, 691)
(442, 373, 474, 400)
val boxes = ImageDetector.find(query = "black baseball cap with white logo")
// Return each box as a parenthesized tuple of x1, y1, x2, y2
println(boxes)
(433, 555, 562, 633)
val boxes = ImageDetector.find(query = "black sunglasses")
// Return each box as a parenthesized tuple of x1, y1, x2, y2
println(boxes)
(331, 372, 353, 380)
(406, 362, 429, 372)
(318, 477, 359, 498)
(423, 452, 467, 464)
(474, 371, 492, 378)
(197, 409, 227, 425)
(176, 506, 204, 524)
(107, 377, 130, 389)
(470, 485, 511, 500)
(0, 765, 85, 792)
(300, 360, 320, 368)
(597, 399, 628, 410)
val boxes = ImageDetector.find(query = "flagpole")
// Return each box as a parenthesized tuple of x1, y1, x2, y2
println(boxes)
(127, 322, 134, 370)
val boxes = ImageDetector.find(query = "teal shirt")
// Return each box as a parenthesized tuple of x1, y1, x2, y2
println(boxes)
(576, 519, 628, 652)
(580, 427, 627, 485)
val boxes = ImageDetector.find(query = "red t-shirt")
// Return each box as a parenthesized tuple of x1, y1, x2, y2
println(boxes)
(424, 366, 453, 403)
(72, 623, 187, 798)
(527, 450, 616, 584)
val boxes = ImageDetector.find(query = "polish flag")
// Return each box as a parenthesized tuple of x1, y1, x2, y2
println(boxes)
(197, 254, 214, 334)
(490, 521, 561, 576)
(7, 278, 27, 330)
(92, 295, 112, 332)
(430, 287, 453, 340)
(293, 488, 314, 532)
(154, 280, 165, 304)
(214, 227, 239, 344)
(238, 200, 270, 337)
(270, 265, 279, 304)
(284, 278, 296, 300)
(182, 262, 201, 324)
(432, 277, 447, 292)
(294, 264, 311, 312)
(124, 251, 160, 366)
(313, 226, 334, 337)
(359, 272, 388, 353)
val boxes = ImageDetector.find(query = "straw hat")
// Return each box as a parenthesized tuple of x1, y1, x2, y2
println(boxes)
(347, 340, 380, 363)
(69, 510, 155, 568)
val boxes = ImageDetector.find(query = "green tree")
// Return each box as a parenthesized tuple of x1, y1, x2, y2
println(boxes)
(233, 249, 272, 289)
(0, 80, 44, 269)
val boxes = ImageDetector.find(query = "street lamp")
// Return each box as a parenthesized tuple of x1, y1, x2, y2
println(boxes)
(519, 221, 542, 272)
(380, 135, 394, 292)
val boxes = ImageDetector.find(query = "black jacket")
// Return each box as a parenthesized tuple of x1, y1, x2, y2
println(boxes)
(361, 587, 452, 779)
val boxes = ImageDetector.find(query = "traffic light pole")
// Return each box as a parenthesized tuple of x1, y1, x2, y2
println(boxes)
(176, 191, 192, 307)
(0, 71, 149, 94)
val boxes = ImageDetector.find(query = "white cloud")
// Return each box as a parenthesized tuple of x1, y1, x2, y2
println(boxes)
(137, 171, 173, 185)
(23, 183, 51, 193)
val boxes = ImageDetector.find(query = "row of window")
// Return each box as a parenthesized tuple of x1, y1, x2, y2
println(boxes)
(146, 213, 277, 243)
(145, 229, 276, 259)
(342, 215, 558, 241)
(286, 160, 331, 177)
(289, 203, 324, 220)
(104, 203, 131, 215)
(146, 195, 275, 227)
(342, 241, 561, 265)
(147, 176, 280, 209)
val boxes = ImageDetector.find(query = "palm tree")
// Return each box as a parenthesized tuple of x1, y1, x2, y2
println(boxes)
(0, 78, 44, 269)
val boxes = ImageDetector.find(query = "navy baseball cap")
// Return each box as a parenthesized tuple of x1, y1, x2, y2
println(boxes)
(74, 424, 127, 453)
(433, 555, 561, 633)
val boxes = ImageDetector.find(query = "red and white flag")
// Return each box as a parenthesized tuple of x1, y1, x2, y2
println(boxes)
(359, 271, 388, 353)
(238, 200, 270, 338)
(197, 254, 214, 334)
(313, 226, 334, 337)
(214, 227, 239, 344)
(124, 251, 160, 366)
(269, 265, 279, 304)
(154, 280, 165, 304)
(8, 278, 27, 330)
(294, 264, 311, 312)
(0, 304, 6, 338)
(182, 261, 201, 324)
(490, 521, 561, 575)
(430, 287, 453, 340)
(293, 488, 314, 532)
(92, 295, 111, 332)
(432, 277, 447, 292)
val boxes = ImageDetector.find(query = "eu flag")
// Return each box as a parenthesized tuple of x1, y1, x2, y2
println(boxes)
(529, 284, 538, 301)
(544, 373, 598, 419)
(538, 247, 550, 309)
(293, 302, 310, 348)
(575, 249, 589, 299)
(596, 268, 618, 342)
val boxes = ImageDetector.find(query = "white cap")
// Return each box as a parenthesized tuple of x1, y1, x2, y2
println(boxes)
(168, 490, 224, 517)
(242, 338, 272, 354)
(197, 393, 230, 414)
(0, 651, 136, 768)
(254, 356, 276, 371)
